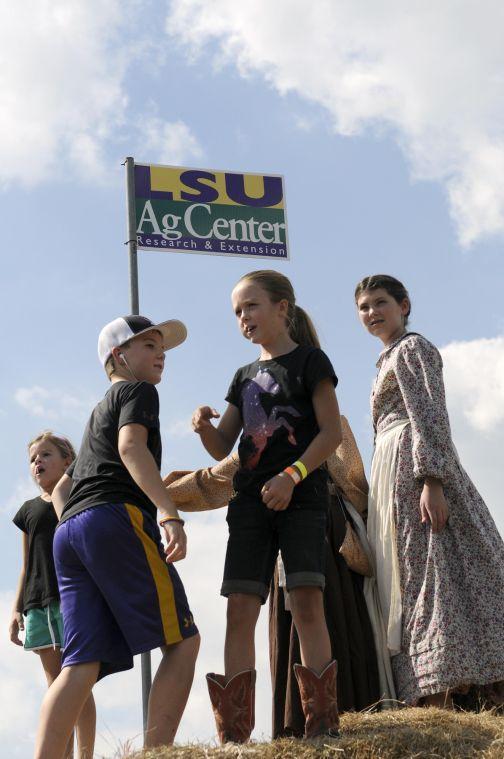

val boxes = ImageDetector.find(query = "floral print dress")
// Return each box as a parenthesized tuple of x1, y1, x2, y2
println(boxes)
(371, 332, 504, 704)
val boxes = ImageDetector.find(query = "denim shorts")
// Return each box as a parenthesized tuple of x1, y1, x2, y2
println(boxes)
(221, 489, 329, 603)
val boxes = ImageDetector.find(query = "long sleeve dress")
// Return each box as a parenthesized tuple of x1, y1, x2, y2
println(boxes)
(371, 332, 504, 704)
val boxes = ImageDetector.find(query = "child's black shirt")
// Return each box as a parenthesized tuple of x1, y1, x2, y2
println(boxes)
(60, 381, 161, 523)
(226, 345, 337, 501)
(13, 496, 60, 612)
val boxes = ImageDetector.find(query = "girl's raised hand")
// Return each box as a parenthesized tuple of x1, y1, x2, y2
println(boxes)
(191, 406, 220, 433)
(420, 479, 449, 533)
(9, 611, 24, 646)
(261, 473, 295, 511)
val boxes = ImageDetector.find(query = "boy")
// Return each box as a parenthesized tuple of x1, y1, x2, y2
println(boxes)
(34, 315, 200, 759)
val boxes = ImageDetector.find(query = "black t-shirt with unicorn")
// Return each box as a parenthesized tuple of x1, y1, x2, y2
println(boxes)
(226, 345, 337, 503)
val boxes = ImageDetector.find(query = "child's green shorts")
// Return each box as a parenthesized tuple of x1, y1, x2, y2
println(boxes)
(24, 601, 64, 651)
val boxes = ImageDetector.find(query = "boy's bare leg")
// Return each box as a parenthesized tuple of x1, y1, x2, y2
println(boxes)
(75, 693, 96, 759)
(145, 633, 200, 748)
(224, 593, 262, 678)
(289, 586, 332, 673)
(34, 662, 99, 759)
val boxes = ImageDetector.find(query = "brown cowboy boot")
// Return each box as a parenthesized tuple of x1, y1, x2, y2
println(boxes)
(206, 669, 256, 743)
(294, 660, 340, 739)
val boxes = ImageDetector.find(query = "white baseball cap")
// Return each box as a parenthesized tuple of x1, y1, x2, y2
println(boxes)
(98, 315, 187, 367)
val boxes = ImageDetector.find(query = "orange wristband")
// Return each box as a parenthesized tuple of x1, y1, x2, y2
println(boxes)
(283, 466, 301, 485)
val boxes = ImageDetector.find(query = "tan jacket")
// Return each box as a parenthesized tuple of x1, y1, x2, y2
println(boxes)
(164, 416, 368, 515)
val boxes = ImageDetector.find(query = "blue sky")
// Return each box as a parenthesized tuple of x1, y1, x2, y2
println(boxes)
(1, 2, 503, 756)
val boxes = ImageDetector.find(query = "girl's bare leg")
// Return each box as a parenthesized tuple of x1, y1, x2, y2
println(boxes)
(224, 594, 262, 678)
(38, 648, 74, 759)
(34, 661, 99, 759)
(145, 634, 200, 748)
(289, 586, 332, 673)
(38, 649, 96, 759)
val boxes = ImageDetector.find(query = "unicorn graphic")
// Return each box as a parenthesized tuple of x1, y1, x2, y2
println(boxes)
(240, 369, 300, 469)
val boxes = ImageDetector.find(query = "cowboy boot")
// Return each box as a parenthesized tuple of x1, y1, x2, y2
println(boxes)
(294, 660, 340, 739)
(206, 669, 256, 743)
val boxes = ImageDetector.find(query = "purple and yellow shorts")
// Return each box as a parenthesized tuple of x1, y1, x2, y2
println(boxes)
(54, 502, 198, 679)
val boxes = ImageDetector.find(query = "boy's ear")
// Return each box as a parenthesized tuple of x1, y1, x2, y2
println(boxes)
(111, 346, 124, 365)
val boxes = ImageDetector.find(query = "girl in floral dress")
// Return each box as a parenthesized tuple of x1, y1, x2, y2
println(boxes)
(355, 274, 504, 707)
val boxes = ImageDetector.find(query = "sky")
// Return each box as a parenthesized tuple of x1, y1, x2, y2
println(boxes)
(1, 1, 503, 756)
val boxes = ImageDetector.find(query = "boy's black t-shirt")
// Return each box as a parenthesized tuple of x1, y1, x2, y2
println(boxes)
(13, 496, 60, 612)
(226, 345, 337, 500)
(60, 381, 162, 523)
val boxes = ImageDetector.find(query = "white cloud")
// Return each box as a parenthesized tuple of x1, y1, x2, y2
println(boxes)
(2, 477, 38, 515)
(441, 335, 504, 535)
(0, 3, 204, 187)
(167, 0, 504, 246)
(14, 387, 53, 418)
(136, 117, 203, 166)
(0, 1, 131, 186)
(14, 385, 98, 423)
(0, 591, 143, 757)
(164, 417, 193, 438)
(0, 596, 45, 756)
(441, 336, 504, 433)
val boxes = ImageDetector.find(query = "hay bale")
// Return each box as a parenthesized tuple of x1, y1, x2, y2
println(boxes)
(122, 708, 504, 759)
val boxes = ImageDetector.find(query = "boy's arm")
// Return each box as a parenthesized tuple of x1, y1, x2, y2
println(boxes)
(191, 403, 242, 460)
(9, 533, 28, 645)
(118, 423, 186, 562)
(52, 473, 74, 519)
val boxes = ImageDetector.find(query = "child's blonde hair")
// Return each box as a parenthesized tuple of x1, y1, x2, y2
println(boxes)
(28, 432, 76, 463)
(237, 270, 321, 348)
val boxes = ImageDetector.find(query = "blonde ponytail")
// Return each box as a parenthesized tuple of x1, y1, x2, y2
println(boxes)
(290, 305, 320, 348)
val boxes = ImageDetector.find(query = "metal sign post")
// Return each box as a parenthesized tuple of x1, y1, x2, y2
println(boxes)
(125, 156, 140, 314)
(124, 155, 152, 738)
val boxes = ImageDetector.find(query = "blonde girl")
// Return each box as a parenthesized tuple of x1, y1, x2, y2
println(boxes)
(10, 432, 96, 758)
(192, 270, 342, 742)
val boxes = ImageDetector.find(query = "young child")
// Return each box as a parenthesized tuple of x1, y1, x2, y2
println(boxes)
(355, 274, 504, 707)
(34, 315, 200, 759)
(192, 270, 342, 742)
(10, 432, 96, 759)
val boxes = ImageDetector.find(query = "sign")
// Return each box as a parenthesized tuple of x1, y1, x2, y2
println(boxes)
(134, 163, 289, 260)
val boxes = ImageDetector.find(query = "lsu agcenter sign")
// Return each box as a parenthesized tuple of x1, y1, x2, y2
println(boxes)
(134, 163, 289, 260)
